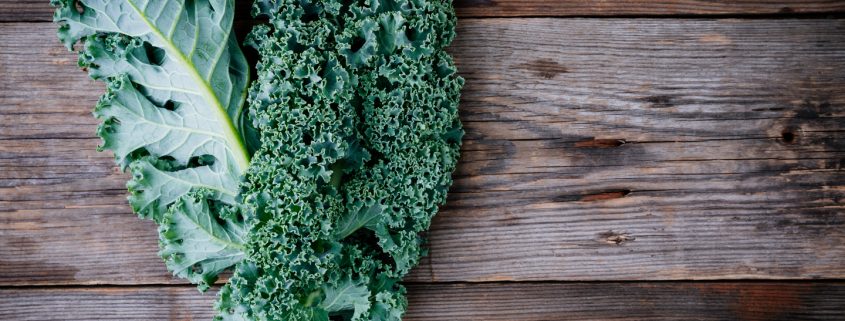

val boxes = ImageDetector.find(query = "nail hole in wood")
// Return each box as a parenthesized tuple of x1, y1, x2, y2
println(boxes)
(781, 127, 799, 144)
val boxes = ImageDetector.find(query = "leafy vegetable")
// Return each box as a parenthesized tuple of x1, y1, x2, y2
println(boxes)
(217, 0, 463, 319)
(159, 189, 248, 292)
(52, 0, 256, 290)
(53, 0, 463, 319)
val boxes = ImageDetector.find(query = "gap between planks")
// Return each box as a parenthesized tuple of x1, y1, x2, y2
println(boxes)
(2, 282, 845, 320)
(2, 0, 845, 22)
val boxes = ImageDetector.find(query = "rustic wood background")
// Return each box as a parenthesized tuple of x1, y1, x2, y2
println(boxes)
(2, 0, 845, 320)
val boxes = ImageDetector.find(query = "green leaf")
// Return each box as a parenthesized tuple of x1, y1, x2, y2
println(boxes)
(369, 292, 405, 321)
(126, 154, 238, 223)
(214, 283, 251, 321)
(320, 275, 371, 318)
(53, 0, 255, 220)
(158, 189, 247, 292)
(94, 75, 243, 173)
(375, 12, 407, 55)
(339, 18, 379, 69)
(232, 0, 462, 318)
(284, 305, 330, 321)
(54, 0, 252, 170)
(53, 0, 257, 296)
(334, 199, 385, 239)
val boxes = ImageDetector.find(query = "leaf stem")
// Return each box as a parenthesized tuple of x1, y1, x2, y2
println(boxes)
(303, 289, 322, 307)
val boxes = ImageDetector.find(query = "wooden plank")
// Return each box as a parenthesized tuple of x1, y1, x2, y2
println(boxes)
(1, 282, 844, 320)
(0, 286, 218, 320)
(453, 0, 845, 17)
(418, 18, 845, 282)
(405, 282, 845, 320)
(0, 0, 259, 23)
(2, 19, 845, 285)
(2, 0, 844, 22)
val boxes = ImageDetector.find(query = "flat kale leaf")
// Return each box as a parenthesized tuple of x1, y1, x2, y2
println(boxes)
(53, 0, 256, 291)
(159, 189, 248, 292)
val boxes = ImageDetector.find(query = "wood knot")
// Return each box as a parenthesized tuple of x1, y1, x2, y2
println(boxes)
(514, 59, 568, 79)
(597, 230, 634, 245)
(642, 95, 674, 108)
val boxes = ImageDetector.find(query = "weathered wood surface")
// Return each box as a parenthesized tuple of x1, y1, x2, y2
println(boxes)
(451, 0, 845, 17)
(2, 0, 844, 23)
(2, 282, 844, 320)
(3, 19, 845, 286)
(420, 18, 845, 282)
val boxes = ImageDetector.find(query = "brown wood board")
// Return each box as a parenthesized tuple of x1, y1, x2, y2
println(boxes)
(2, 19, 845, 286)
(1, 282, 844, 320)
(2, 0, 845, 22)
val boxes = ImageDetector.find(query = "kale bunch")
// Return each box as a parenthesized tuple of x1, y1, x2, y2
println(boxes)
(217, 0, 463, 319)
(52, 0, 462, 319)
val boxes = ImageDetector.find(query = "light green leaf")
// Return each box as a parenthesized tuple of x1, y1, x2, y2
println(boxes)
(369, 292, 405, 321)
(126, 156, 237, 222)
(375, 12, 407, 55)
(53, 0, 256, 222)
(53, 0, 252, 170)
(368, 273, 406, 321)
(95, 75, 240, 171)
(334, 199, 385, 239)
(52, 0, 256, 293)
(283, 305, 330, 321)
(159, 189, 247, 292)
(320, 275, 371, 319)
(214, 283, 251, 321)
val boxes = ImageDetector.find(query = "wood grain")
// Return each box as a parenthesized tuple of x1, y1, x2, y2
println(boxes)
(2, 0, 844, 23)
(0, 286, 219, 320)
(1, 282, 844, 320)
(452, 0, 845, 17)
(2, 19, 845, 285)
(421, 18, 845, 282)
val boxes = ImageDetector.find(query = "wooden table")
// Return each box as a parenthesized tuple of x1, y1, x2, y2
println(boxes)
(2, 0, 845, 319)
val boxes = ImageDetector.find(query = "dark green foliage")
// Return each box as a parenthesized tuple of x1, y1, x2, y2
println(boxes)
(52, 0, 461, 319)
(217, 0, 463, 319)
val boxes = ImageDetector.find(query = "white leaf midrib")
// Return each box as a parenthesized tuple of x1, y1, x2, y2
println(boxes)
(126, 0, 251, 172)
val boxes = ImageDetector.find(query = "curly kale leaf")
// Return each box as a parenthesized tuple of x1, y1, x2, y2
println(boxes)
(159, 189, 248, 292)
(54, 0, 463, 317)
(320, 275, 371, 318)
(52, 0, 256, 291)
(223, 0, 463, 319)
